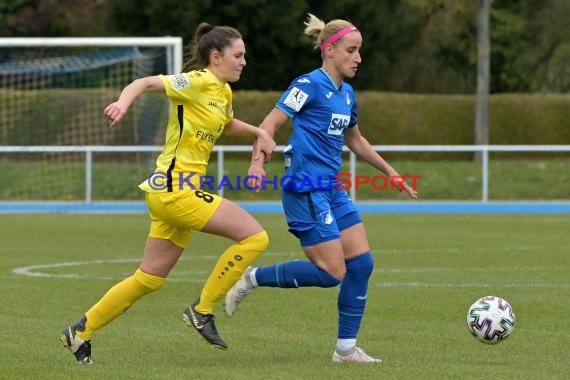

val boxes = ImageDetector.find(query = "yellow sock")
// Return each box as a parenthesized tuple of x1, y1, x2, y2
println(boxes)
(75, 268, 165, 340)
(195, 230, 268, 314)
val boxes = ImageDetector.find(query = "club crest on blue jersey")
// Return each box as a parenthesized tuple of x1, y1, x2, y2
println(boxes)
(327, 113, 350, 135)
(319, 210, 334, 225)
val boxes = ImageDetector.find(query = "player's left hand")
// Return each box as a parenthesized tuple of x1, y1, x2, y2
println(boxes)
(400, 182, 418, 199)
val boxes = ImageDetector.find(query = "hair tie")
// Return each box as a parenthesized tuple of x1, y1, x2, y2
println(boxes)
(319, 25, 357, 52)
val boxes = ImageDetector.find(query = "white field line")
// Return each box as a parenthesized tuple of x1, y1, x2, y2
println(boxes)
(11, 251, 569, 289)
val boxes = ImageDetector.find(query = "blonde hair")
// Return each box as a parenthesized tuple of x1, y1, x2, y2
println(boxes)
(304, 13, 353, 50)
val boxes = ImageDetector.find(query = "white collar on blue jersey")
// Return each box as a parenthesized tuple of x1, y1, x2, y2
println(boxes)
(319, 68, 343, 91)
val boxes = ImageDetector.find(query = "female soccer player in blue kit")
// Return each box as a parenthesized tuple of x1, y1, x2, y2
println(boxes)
(225, 14, 417, 363)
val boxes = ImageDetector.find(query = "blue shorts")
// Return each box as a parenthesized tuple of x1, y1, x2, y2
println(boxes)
(281, 188, 362, 247)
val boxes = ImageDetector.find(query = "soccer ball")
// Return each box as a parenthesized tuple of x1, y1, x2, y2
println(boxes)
(466, 296, 516, 344)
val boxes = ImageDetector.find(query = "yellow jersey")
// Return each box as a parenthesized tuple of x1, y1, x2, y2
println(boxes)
(139, 68, 233, 192)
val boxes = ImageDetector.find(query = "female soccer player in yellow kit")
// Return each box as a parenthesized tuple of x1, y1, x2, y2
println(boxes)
(60, 23, 275, 363)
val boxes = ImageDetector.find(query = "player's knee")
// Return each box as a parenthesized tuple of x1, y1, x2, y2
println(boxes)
(346, 252, 374, 279)
(327, 267, 346, 282)
(135, 268, 166, 292)
(313, 260, 346, 282)
(314, 264, 344, 285)
(241, 230, 269, 254)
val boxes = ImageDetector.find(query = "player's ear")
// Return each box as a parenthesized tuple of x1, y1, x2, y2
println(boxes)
(322, 43, 335, 58)
(210, 49, 222, 65)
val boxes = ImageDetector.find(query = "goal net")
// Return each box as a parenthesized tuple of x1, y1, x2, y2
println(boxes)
(0, 37, 182, 201)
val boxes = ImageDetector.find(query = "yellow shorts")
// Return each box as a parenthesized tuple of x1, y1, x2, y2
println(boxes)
(145, 189, 222, 248)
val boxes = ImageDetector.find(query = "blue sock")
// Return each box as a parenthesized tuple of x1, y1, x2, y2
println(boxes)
(337, 252, 374, 339)
(255, 260, 341, 288)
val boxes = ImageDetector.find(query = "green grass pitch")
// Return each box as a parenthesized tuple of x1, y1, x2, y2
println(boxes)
(1, 213, 569, 379)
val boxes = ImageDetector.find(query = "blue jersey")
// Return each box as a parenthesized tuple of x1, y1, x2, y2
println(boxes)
(276, 68, 357, 192)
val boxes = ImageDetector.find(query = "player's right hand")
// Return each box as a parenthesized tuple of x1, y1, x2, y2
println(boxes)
(104, 101, 129, 128)
(247, 164, 266, 192)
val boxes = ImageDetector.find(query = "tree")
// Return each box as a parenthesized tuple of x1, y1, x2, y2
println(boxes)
(2, 0, 569, 93)
(108, 0, 309, 90)
(490, 0, 570, 92)
(0, 0, 110, 37)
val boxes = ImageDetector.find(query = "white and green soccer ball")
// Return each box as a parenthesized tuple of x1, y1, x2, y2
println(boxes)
(466, 296, 516, 344)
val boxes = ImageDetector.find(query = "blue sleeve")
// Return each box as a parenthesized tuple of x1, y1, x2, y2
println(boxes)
(276, 75, 314, 119)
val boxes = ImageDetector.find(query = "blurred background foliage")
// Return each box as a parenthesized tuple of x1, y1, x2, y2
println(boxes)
(1, 0, 569, 93)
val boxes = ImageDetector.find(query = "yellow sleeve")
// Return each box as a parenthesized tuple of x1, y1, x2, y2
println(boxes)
(159, 72, 202, 103)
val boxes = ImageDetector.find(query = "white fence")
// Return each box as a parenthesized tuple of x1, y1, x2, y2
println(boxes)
(1, 145, 569, 202)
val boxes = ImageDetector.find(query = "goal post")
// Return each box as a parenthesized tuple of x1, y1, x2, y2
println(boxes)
(0, 37, 183, 201)
(0, 37, 183, 74)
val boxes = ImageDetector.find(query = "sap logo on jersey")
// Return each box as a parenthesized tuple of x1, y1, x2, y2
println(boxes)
(327, 113, 350, 135)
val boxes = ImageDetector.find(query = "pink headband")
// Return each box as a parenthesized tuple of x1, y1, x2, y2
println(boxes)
(319, 25, 358, 52)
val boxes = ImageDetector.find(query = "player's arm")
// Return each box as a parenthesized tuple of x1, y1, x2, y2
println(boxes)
(247, 108, 289, 191)
(224, 118, 276, 161)
(252, 108, 289, 163)
(345, 124, 417, 199)
(104, 76, 165, 128)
